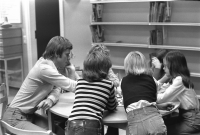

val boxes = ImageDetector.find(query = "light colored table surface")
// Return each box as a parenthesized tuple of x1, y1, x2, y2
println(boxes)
(48, 92, 180, 130)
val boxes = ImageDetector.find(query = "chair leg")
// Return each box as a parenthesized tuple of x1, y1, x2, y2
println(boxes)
(0, 123, 6, 135)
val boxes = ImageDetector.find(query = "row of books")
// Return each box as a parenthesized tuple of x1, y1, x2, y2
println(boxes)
(149, 1, 171, 22)
(149, 29, 164, 45)
(92, 4, 103, 22)
(90, 25, 104, 43)
(90, 25, 164, 45)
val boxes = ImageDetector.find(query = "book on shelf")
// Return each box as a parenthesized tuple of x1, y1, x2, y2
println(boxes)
(92, 4, 97, 22)
(96, 4, 103, 22)
(163, 2, 172, 22)
(149, 2, 171, 22)
(156, 29, 163, 45)
(157, 2, 165, 22)
(90, 25, 104, 43)
(150, 28, 163, 45)
(91, 4, 103, 22)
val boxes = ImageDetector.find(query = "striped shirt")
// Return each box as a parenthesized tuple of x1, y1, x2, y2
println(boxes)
(68, 79, 117, 121)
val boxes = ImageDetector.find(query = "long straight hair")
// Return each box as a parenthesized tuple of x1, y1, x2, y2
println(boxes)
(165, 51, 194, 89)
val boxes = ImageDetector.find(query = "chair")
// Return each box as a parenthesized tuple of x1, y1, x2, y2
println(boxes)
(1, 121, 53, 135)
(0, 83, 53, 135)
(0, 83, 8, 135)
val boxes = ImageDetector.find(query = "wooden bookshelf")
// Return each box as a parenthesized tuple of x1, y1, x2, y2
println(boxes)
(90, 0, 200, 93)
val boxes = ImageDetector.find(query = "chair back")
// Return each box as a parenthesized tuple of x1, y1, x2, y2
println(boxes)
(1, 120, 53, 135)
(0, 83, 53, 135)
(0, 83, 8, 134)
(0, 83, 8, 119)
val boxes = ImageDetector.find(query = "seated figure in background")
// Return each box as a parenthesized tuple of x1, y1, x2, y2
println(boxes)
(149, 49, 169, 80)
(149, 49, 170, 94)
(88, 44, 120, 88)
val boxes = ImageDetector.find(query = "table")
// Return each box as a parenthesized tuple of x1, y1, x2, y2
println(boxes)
(48, 92, 180, 132)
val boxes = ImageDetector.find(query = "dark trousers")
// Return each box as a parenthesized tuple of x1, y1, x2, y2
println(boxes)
(106, 126, 119, 135)
(164, 109, 200, 135)
(65, 119, 103, 135)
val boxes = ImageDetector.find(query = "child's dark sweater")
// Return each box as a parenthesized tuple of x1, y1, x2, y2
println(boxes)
(121, 74, 157, 109)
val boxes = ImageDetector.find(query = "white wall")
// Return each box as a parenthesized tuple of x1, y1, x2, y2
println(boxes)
(22, 0, 92, 74)
(21, 0, 37, 76)
(63, 0, 92, 69)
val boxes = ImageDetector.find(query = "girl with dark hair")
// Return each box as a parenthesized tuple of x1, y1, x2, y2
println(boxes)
(157, 51, 200, 135)
(150, 49, 169, 80)
(65, 51, 117, 135)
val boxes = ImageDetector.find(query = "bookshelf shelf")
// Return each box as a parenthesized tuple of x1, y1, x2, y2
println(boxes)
(112, 65, 200, 78)
(92, 42, 149, 48)
(90, 0, 181, 4)
(149, 45, 200, 51)
(90, 0, 200, 93)
(91, 22, 200, 27)
(92, 42, 200, 52)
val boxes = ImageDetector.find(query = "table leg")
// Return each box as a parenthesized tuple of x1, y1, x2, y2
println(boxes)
(105, 126, 119, 135)
(48, 110, 55, 132)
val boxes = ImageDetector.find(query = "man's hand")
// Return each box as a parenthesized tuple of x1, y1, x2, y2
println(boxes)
(157, 102, 175, 111)
(37, 98, 54, 110)
(152, 57, 162, 69)
(66, 64, 76, 74)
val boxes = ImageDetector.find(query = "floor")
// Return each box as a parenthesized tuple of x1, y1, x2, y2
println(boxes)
(7, 87, 126, 135)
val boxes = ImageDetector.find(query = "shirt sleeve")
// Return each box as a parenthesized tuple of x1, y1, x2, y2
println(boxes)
(40, 64, 77, 92)
(107, 68, 120, 87)
(157, 76, 185, 103)
(106, 84, 118, 111)
(47, 86, 61, 104)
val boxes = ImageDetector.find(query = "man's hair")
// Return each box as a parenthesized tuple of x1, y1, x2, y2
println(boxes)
(124, 51, 151, 75)
(42, 36, 73, 59)
(83, 51, 112, 82)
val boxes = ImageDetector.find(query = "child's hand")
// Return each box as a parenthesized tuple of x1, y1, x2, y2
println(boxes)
(157, 102, 175, 111)
(152, 57, 162, 69)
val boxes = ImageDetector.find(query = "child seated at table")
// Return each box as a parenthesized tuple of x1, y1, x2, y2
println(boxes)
(121, 51, 167, 135)
(65, 51, 118, 135)
(149, 49, 170, 94)
(149, 49, 169, 81)
(156, 50, 200, 135)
